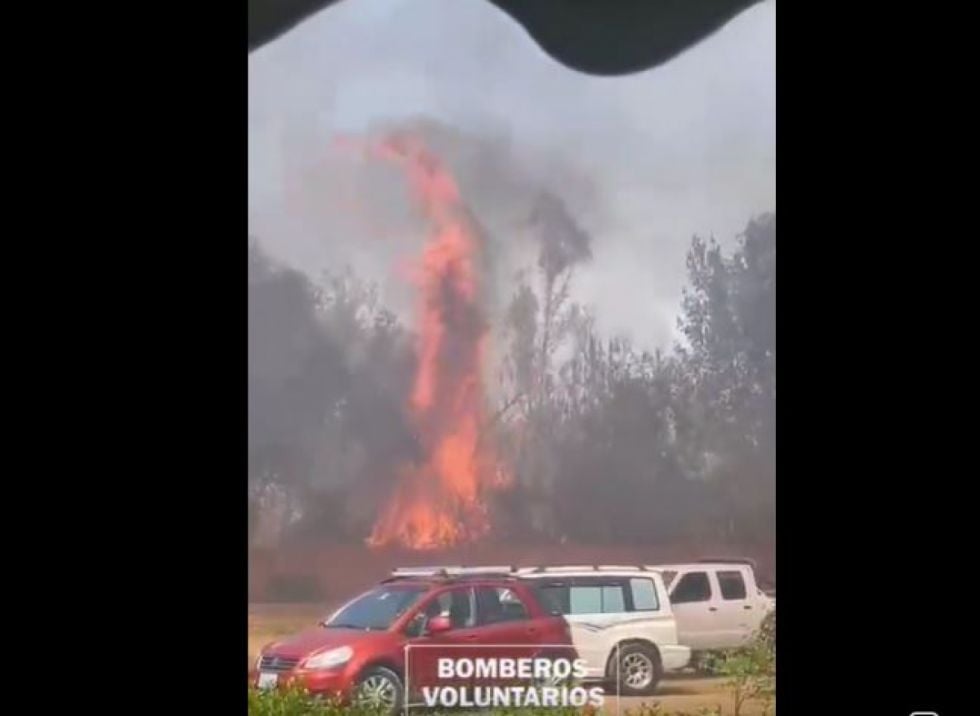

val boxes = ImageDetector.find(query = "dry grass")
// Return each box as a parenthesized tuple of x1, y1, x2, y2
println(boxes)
(248, 603, 333, 667)
(606, 673, 773, 715)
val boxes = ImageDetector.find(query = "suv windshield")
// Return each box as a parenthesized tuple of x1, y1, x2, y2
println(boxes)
(323, 586, 427, 631)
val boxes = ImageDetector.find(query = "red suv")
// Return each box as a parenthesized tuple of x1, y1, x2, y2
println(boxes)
(251, 569, 573, 712)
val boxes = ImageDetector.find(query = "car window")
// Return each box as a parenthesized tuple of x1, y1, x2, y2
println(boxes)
(324, 585, 427, 631)
(403, 586, 475, 636)
(630, 577, 660, 611)
(601, 585, 625, 611)
(670, 572, 712, 603)
(535, 583, 570, 615)
(569, 586, 603, 613)
(717, 570, 747, 600)
(537, 581, 628, 614)
(443, 587, 477, 628)
(476, 586, 529, 624)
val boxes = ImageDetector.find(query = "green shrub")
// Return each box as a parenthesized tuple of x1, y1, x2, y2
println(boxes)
(248, 686, 372, 716)
(703, 610, 776, 716)
(247, 687, 725, 716)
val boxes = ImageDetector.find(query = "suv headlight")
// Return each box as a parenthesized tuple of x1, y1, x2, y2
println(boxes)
(304, 646, 353, 670)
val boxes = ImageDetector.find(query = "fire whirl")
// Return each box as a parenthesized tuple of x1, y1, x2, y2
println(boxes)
(363, 134, 506, 550)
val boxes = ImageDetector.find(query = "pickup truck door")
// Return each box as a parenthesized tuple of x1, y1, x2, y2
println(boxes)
(709, 568, 758, 647)
(667, 569, 725, 650)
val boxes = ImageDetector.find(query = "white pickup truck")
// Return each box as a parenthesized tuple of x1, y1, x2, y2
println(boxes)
(648, 559, 775, 652)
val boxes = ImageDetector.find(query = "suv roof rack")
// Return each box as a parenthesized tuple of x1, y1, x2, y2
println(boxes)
(518, 564, 651, 574)
(384, 566, 520, 582)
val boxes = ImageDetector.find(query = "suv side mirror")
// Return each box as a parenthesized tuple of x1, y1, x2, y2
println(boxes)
(427, 615, 452, 634)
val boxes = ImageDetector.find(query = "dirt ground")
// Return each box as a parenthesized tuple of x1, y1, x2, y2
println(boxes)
(248, 603, 772, 715)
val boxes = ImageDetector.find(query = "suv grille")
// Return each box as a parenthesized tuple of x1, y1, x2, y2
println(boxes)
(259, 655, 300, 672)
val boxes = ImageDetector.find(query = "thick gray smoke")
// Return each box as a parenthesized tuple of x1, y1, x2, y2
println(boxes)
(529, 191, 594, 281)
(248, 243, 421, 543)
(286, 116, 602, 331)
(250, 0, 775, 350)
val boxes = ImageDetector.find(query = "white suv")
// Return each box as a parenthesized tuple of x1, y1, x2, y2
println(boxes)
(517, 566, 691, 696)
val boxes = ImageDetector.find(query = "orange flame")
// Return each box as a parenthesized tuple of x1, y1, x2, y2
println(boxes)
(364, 134, 506, 550)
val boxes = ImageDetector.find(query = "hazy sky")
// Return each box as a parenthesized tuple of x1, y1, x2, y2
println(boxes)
(249, 0, 775, 351)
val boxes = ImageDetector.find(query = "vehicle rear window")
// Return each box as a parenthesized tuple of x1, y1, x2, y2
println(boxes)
(717, 570, 747, 600)
(670, 572, 711, 603)
(476, 586, 529, 624)
(630, 577, 660, 611)
(535, 584, 567, 615)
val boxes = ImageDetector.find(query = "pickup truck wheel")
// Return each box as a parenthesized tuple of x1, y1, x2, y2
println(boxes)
(611, 643, 663, 697)
(353, 666, 403, 716)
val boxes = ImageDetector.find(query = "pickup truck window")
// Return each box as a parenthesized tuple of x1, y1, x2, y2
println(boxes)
(717, 570, 747, 600)
(671, 572, 711, 603)
(630, 577, 660, 611)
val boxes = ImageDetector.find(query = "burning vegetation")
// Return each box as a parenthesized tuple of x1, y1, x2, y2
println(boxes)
(364, 134, 509, 550)
(248, 123, 775, 554)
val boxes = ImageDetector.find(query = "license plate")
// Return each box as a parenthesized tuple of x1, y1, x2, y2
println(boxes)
(258, 672, 278, 690)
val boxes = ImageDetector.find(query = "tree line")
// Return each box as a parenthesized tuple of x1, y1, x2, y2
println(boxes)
(248, 209, 774, 548)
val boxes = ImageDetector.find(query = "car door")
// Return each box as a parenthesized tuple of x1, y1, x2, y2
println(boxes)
(470, 585, 544, 687)
(710, 568, 757, 647)
(668, 569, 723, 649)
(403, 586, 477, 695)
(472, 585, 529, 633)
